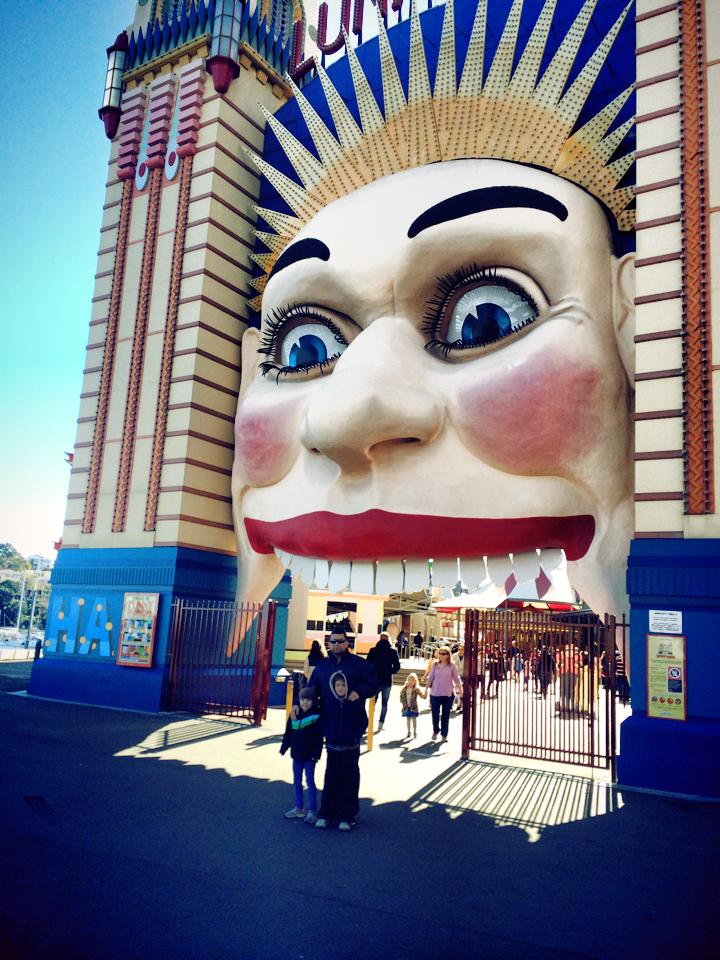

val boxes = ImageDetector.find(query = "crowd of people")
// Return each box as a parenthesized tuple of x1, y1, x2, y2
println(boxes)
(282, 628, 625, 831)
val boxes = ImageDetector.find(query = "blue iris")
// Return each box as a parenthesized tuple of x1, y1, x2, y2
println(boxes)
(288, 334, 328, 368)
(461, 303, 512, 343)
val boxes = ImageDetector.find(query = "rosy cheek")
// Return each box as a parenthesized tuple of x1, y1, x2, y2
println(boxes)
(453, 350, 601, 474)
(234, 397, 302, 486)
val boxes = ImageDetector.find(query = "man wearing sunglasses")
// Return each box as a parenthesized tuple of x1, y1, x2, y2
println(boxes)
(304, 628, 378, 831)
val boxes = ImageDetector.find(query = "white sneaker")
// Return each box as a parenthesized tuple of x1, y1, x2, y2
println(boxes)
(338, 821, 352, 832)
(284, 807, 305, 819)
(304, 811, 318, 825)
(314, 817, 328, 829)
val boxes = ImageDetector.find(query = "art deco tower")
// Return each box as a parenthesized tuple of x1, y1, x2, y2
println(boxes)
(32, 0, 306, 710)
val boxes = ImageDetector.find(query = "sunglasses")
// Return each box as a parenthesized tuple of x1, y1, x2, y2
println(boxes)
(328, 638, 348, 645)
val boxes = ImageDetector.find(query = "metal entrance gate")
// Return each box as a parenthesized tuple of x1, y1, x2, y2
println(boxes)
(165, 599, 277, 722)
(462, 608, 626, 776)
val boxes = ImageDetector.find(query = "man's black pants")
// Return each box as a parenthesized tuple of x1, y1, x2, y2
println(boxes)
(319, 746, 360, 822)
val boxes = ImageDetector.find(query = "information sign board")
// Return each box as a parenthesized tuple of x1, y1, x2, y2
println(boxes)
(116, 593, 159, 668)
(647, 634, 686, 721)
(649, 609, 682, 634)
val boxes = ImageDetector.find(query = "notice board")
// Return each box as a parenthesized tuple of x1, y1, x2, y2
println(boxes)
(647, 634, 686, 721)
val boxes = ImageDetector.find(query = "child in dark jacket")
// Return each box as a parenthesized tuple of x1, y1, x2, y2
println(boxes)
(280, 686, 323, 824)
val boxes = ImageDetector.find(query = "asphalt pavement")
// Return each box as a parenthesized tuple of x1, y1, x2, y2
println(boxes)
(1, 661, 717, 960)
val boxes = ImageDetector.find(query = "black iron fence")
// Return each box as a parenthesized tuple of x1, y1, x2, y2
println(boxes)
(165, 599, 277, 722)
(462, 608, 627, 777)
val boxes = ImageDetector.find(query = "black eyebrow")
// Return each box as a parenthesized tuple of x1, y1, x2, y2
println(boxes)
(407, 187, 569, 239)
(269, 238, 330, 279)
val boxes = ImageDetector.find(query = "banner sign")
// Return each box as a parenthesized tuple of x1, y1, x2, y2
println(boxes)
(647, 634, 686, 721)
(116, 593, 160, 668)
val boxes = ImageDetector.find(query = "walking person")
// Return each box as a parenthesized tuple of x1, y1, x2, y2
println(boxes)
(452, 641, 466, 711)
(399, 672, 427, 739)
(305, 628, 378, 831)
(537, 644, 556, 698)
(367, 631, 401, 731)
(280, 686, 323, 824)
(303, 639, 325, 680)
(557, 642, 582, 713)
(426, 645, 461, 742)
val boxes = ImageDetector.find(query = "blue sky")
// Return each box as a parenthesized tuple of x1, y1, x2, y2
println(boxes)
(0, 1, 133, 559)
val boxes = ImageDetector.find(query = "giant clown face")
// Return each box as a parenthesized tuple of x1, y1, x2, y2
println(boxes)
(232, 158, 635, 618)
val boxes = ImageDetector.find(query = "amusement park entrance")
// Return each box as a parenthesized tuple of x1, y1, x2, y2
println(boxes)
(163, 596, 628, 779)
(461, 607, 628, 777)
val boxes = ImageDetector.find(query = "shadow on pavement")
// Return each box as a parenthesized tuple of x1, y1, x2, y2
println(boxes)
(0, 694, 717, 960)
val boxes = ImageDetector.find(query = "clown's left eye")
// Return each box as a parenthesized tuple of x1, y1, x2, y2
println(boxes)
(424, 265, 548, 358)
(258, 306, 351, 380)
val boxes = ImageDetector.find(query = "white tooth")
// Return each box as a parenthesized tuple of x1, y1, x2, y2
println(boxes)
(512, 550, 541, 583)
(543, 563, 576, 604)
(293, 556, 316, 585)
(375, 561, 403, 596)
(539, 547, 564, 572)
(459, 558, 487, 590)
(508, 578, 541, 602)
(328, 561, 350, 594)
(275, 549, 292, 569)
(313, 559, 329, 589)
(487, 554, 513, 587)
(472, 578, 509, 607)
(431, 559, 457, 589)
(404, 560, 431, 591)
(350, 561, 373, 594)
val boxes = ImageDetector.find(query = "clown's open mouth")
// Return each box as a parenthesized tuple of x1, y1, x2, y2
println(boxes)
(244, 511, 594, 598)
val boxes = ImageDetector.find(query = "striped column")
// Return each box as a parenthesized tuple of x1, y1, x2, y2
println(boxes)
(633, 0, 685, 538)
(81, 86, 147, 535)
(113, 76, 177, 532)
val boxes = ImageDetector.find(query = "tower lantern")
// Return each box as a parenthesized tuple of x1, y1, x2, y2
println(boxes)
(206, 0, 243, 93)
(98, 32, 128, 140)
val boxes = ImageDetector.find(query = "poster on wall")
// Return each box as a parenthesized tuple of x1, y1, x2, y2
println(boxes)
(647, 634, 686, 721)
(116, 593, 160, 668)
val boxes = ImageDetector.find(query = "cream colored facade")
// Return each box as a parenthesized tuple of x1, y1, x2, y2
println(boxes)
(634, 0, 719, 537)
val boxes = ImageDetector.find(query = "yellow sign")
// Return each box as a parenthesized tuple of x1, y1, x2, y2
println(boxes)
(647, 634, 686, 721)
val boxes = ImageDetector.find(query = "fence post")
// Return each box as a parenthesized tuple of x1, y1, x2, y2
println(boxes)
(285, 676, 294, 720)
(366, 696, 375, 751)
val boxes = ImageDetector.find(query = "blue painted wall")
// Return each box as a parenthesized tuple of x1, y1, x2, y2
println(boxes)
(618, 539, 720, 798)
(29, 546, 289, 713)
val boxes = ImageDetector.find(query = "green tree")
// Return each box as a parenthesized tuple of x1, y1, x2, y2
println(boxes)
(0, 579, 21, 627)
(0, 544, 29, 573)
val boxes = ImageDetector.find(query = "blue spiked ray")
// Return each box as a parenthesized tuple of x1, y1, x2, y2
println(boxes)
(240, 0, 251, 37)
(153, 19, 162, 55)
(197, 0, 207, 33)
(127, 31, 137, 66)
(161, 11, 171, 52)
(258, 16, 269, 62)
(171, 4, 181, 45)
(136, 28, 146, 63)
(247, 4, 260, 47)
(188, 0, 198, 35)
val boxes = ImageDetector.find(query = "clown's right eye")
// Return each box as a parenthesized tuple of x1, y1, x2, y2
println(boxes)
(258, 306, 351, 380)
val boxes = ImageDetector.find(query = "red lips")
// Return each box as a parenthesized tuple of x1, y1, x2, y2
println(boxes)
(244, 510, 595, 561)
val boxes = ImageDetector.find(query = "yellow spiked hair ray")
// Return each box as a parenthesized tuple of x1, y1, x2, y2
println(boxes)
(246, 0, 635, 311)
